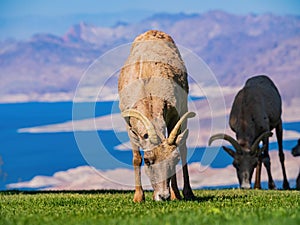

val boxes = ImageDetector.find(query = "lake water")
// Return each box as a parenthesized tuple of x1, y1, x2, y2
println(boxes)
(0, 102, 299, 190)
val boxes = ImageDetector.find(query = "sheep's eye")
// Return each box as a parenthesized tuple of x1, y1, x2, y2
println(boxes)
(144, 158, 151, 166)
(143, 133, 149, 139)
(144, 157, 155, 166)
(130, 128, 138, 136)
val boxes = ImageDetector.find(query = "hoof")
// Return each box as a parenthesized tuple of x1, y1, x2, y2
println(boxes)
(283, 181, 290, 190)
(254, 185, 261, 189)
(183, 188, 195, 201)
(171, 189, 182, 200)
(133, 192, 145, 203)
(183, 194, 195, 201)
(268, 182, 276, 190)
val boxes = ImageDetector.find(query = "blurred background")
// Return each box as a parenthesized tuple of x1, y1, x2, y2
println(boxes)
(0, 0, 300, 191)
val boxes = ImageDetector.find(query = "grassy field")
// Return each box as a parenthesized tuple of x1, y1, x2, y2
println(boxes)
(1, 189, 300, 225)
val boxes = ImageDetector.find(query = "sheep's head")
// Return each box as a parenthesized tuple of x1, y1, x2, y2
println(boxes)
(122, 109, 195, 201)
(208, 131, 273, 189)
(292, 139, 300, 157)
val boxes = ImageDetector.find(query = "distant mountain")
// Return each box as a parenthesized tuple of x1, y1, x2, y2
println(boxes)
(0, 11, 299, 102)
(0, 10, 154, 40)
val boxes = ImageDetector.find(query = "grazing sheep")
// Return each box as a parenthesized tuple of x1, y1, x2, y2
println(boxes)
(291, 139, 300, 189)
(118, 30, 196, 202)
(209, 75, 290, 189)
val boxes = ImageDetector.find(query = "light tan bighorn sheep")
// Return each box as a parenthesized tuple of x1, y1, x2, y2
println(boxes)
(291, 139, 300, 189)
(118, 30, 196, 202)
(209, 75, 290, 190)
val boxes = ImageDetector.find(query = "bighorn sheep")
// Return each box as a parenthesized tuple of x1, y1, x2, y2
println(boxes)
(118, 30, 196, 202)
(291, 139, 300, 189)
(209, 75, 290, 189)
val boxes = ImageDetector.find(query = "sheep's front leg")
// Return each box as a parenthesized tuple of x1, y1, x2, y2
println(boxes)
(254, 157, 262, 189)
(261, 138, 276, 189)
(132, 144, 144, 202)
(262, 152, 276, 190)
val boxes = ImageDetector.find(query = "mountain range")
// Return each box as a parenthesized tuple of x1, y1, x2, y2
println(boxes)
(0, 11, 299, 102)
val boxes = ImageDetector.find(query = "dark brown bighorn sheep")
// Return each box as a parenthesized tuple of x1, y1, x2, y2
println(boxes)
(118, 30, 196, 202)
(209, 75, 290, 189)
(291, 139, 300, 189)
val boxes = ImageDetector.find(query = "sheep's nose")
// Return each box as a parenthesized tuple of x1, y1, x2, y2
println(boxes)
(158, 193, 170, 201)
(240, 183, 251, 189)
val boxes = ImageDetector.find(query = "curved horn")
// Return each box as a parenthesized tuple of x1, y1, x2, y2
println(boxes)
(208, 133, 242, 154)
(167, 112, 196, 145)
(250, 131, 273, 153)
(121, 109, 159, 144)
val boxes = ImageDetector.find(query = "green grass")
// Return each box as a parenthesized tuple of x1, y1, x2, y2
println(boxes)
(1, 189, 300, 225)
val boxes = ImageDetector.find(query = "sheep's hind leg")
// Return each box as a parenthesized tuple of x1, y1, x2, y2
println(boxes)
(180, 144, 195, 200)
(170, 173, 182, 200)
(296, 170, 300, 190)
(276, 120, 290, 190)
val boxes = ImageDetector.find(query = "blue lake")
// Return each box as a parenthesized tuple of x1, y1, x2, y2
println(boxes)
(0, 102, 299, 190)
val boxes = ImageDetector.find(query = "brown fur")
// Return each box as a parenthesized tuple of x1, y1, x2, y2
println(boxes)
(229, 75, 290, 189)
(118, 30, 194, 202)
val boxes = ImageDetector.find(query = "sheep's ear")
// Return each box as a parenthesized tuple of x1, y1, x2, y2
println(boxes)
(175, 129, 189, 147)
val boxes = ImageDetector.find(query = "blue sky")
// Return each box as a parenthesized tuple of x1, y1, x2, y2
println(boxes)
(0, 0, 299, 40)
(1, 0, 300, 17)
